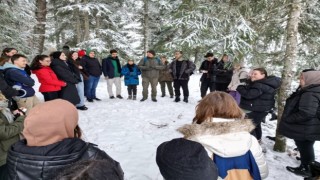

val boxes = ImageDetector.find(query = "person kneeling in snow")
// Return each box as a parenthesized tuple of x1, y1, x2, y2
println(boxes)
(5, 99, 123, 180)
(178, 91, 268, 179)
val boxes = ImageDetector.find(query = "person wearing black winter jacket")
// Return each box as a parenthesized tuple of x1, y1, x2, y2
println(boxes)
(199, 53, 218, 98)
(279, 69, 320, 178)
(6, 99, 124, 180)
(215, 54, 233, 92)
(50, 51, 80, 105)
(237, 68, 281, 141)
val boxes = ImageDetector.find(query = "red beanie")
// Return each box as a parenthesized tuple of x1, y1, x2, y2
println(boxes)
(78, 49, 86, 57)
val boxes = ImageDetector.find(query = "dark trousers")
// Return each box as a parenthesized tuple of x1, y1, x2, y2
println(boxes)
(174, 80, 189, 97)
(200, 79, 215, 98)
(127, 85, 137, 95)
(295, 140, 315, 166)
(0, 164, 8, 180)
(42, 92, 59, 101)
(246, 111, 268, 140)
(159, 81, 174, 96)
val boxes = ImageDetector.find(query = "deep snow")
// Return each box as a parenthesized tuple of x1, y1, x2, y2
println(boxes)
(33, 74, 319, 180)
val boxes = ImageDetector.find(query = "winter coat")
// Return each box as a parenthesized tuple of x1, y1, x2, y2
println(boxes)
(102, 56, 122, 78)
(3, 63, 35, 98)
(0, 114, 24, 166)
(75, 58, 90, 80)
(121, 64, 141, 86)
(138, 57, 164, 79)
(199, 59, 218, 81)
(228, 68, 248, 91)
(215, 61, 233, 84)
(6, 138, 123, 180)
(0, 69, 19, 99)
(81, 55, 102, 77)
(158, 61, 173, 82)
(178, 118, 268, 180)
(50, 58, 80, 105)
(237, 76, 281, 112)
(279, 85, 320, 141)
(168, 60, 196, 80)
(32, 66, 66, 93)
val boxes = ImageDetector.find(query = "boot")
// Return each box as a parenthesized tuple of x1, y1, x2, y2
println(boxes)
(133, 95, 137, 100)
(175, 96, 180, 102)
(286, 165, 312, 178)
(183, 97, 188, 103)
(127, 95, 132, 100)
(161, 94, 165, 97)
(170, 95, 174, 98)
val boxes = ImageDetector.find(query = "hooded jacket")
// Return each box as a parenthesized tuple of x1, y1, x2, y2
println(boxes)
(228, 68, 248, 91)
(178, 118, 268, 179)
(3, 63, 35, 98)
(6, 99, 123, 179)
(121, 63, 141, 86)
(237, 76, 281, 112)
(158, 61, 173, 82)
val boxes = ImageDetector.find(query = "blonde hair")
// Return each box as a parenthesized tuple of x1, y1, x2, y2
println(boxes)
(193, 92, 244, 124)
(0, 92, 6, 101)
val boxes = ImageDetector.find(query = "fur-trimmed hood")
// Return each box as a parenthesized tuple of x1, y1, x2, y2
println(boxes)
(177, 119, 256, 158)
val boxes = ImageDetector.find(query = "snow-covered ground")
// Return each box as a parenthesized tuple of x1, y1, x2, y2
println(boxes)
(34, 74, 319, 180)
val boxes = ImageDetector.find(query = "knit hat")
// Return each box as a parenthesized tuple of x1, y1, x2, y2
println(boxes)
(51, 51, 62, 59)
(147, 50, 156, 56)
(78, 49, 86, 57)
(302, 70, 320, 87)
(23, 99, 78, 146)
(156, 138, 218, 180)
(204, 52, 214, 58)
(86, 48, 94, 55)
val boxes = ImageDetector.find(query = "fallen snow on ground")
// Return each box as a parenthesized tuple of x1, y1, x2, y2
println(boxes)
(33, 74, 319, 180)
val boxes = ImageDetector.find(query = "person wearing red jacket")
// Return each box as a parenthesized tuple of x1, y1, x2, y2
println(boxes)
(30, 55, 66, 101)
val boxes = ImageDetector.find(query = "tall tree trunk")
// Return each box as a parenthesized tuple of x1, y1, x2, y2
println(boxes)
(83, 0, 90, 41)
(96, 14, 101, 39)
(34, 0, 47, 54)
(194, 46, 201, 68)
(52, 1, 60, 49)
(274, 0, 302, 152)
(143, 0, 149, 54)
(75, 3, 81, 44)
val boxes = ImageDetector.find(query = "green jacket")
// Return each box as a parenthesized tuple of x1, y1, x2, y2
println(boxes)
(0, 113, 24, 166)
(138, 57, 164, 78)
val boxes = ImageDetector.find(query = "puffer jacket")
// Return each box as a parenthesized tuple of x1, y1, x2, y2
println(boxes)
(178, 118, 268, 180)
(121, 64, 141, 86)
(6, 138, 123, 180)
(168, 60, 196, 80)
(158, 61, 173, 82)
(0, 114, 24, 166)
(32, 66, 66, 92)
(237, 76, 281, 112)
(279, 84, 320, 141)
(138, 57, 164, 79)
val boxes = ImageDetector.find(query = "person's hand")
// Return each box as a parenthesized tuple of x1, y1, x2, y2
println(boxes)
(105, 76, 109, 80)
(202, 70, 208, 73)
(78, 65, 83, 70)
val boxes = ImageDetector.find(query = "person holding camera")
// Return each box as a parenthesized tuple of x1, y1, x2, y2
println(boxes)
(199, 53, 218, 98)
(0, 92, 25, 179)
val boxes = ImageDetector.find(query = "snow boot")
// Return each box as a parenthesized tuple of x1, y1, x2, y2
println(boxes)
(183, 97, 188, 103)
(127, 95, 132, 100)
(175, 96, 180, 102)
(286, 165, 312, 178)
(133, 95, 137, 100)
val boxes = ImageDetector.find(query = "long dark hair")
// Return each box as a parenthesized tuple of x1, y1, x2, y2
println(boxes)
(253, 67, 268, 77)
(30, 55, 50, 70)
(1, 48, 17, 57)
(68, 51, 77, 61)
(0, 55, 10, 66)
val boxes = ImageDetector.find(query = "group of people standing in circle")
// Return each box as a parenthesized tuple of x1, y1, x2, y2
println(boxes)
(1, 45, 320, 179)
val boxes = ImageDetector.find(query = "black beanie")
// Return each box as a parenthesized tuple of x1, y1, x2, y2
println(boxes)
(51, 51, 62, 59)
(156, 138, 218, 180)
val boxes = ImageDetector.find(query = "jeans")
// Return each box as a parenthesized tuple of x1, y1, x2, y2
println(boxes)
(127, 85, 137, 95)
(76, 74, 85, 107)
(85, 75, 100, 99)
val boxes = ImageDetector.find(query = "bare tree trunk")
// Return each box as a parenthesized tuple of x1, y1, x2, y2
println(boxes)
(83, 0, 90, 41)
(34, 0, 47, 54)
(96, 14, 101, 39)
(194, 46, 201, 69)
(143, 0, 149, 54)
(75, 3, 81, 44)
(52, 1, 60, 49)
(274, 0, 302, 152)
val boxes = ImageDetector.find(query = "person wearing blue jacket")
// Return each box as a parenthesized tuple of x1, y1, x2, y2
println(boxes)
(3, 54, 39, 114)
(121, 59, 141, 100)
